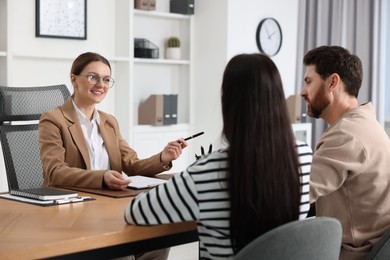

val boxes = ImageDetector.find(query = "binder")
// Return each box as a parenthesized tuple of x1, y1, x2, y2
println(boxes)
(139, 94, 178, 126)
(163, 95, 178, 125)
(163, 95, 171, 125)
(170, 94, 178, 124)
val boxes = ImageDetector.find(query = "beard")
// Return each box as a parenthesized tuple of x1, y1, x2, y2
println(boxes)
(306, 83, 330, 119)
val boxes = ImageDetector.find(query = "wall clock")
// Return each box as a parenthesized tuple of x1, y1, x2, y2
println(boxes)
(256, 18, 282, 57)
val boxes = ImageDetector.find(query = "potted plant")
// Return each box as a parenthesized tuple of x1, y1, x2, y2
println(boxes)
(166, 36, 181, 60)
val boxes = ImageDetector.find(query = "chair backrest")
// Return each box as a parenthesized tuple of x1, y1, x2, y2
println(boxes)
(0, 85, 70, 190)
(233, 217, 342, 260)
(365, 227, 390, 260)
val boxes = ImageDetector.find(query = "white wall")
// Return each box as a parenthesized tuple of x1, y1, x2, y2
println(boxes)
(191, 0, 229, 151)
(4, 0, 116, 114)
(192, 0, 300, 151)
(0, 0, 300, 192)
(227, 0, 299, 97)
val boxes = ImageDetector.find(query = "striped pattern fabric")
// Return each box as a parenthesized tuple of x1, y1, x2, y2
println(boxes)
(298, 140, 313, 217)
(125, 141, 312, 259)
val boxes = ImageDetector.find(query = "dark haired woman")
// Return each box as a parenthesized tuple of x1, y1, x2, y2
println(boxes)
(125, 53, 312, 259)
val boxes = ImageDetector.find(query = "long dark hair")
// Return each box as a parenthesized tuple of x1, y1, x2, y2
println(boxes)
(221, 53, 300, 253)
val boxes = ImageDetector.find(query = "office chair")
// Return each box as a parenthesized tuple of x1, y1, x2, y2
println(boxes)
(233, 217, 342, 260)
(0, 85, 70, 190)
(365, 227, 390, 260)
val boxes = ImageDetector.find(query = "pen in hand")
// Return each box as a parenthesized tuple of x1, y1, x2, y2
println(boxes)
(184, 132, 204, 141)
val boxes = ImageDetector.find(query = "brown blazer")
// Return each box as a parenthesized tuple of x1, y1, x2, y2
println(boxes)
(39, 98, 167, 188)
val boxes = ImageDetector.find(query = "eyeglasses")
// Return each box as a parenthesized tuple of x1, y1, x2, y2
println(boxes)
(78, 73, 115, 88)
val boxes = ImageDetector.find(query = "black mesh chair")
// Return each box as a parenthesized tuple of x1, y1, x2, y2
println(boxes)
(0, 85, 70, 190)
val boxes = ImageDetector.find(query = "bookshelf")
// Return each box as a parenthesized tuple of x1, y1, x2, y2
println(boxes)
(114, 0, 194, 173)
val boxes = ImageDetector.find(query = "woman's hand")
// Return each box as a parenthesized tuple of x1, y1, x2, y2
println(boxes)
(160, 138, 188, 163)
(103, 170, 131, 190)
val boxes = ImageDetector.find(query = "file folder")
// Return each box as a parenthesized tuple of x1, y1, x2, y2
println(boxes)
(163, 94, 178, 125)
(139, 94, 178, 126)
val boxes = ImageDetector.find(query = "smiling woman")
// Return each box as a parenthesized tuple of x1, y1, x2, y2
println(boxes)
(37, 51, 190, 259)
(38, 52, 188, 191)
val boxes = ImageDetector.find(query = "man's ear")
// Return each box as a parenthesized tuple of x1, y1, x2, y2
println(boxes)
(328, 73, 340, 90)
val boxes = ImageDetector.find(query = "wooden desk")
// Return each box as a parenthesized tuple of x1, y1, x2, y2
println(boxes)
(0, 192, 198, 260)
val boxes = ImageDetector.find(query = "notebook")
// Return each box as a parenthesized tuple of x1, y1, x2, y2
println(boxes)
(0, 193, 94, 207)
(9, 187, 79, 201)
(127, 175, 168, 190)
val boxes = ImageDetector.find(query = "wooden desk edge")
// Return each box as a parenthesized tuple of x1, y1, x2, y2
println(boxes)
(49, 229, 198, 259)
(1, 222, 198, 259)
(0, 190, 198, 260)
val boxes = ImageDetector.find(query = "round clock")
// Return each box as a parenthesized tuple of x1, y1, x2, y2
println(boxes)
(256, 18, 283, 57)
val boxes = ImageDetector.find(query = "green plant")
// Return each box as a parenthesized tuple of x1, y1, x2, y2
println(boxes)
(167, 37, 180, 48)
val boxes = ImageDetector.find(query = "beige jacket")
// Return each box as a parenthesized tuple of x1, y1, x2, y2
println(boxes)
(39, 98, 167, 188)
(310, 103, 390, 259)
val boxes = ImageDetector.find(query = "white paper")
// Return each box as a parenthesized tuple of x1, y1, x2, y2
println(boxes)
(127, 175, 168, 189)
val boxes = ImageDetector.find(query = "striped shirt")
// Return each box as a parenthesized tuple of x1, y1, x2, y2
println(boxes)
(125, 141, 312, 259)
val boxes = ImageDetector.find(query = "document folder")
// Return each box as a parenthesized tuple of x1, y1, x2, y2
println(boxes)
(139, 94, 178, 125)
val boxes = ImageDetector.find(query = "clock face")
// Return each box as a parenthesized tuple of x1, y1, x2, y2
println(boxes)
(256, 18, 282, 57)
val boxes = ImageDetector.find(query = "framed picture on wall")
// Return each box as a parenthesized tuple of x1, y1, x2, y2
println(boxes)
(35, 0, 87, 40)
